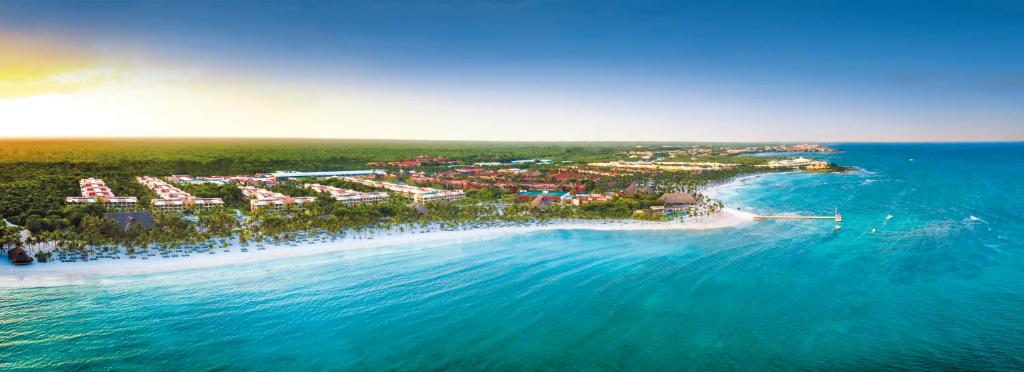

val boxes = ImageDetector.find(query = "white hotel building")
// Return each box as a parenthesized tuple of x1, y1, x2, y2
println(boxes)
(304, 184, 389, 205)
(66, 178, 138, 210)
(338, 177, 465, 203)
(238, 186, 316, 211)
(137, 176, 225, 212)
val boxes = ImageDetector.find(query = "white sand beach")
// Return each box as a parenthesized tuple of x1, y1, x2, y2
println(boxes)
(0, 208, 755, 288)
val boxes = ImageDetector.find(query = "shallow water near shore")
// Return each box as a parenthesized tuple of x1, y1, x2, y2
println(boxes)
(3, 143, 1024, 370)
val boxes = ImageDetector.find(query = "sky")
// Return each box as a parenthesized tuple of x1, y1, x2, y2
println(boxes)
(1, 0, 1022, 142)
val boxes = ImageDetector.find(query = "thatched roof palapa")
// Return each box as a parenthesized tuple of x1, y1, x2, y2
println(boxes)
(659, 192, 698, 205)
(7, 247, 33, 265)
(623, 182, 638, 196)
(529, 195, 546, 209)
(104, 212, 156, 232)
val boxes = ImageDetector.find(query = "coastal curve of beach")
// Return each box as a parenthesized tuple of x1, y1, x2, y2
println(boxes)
(1, 208, 754, 289)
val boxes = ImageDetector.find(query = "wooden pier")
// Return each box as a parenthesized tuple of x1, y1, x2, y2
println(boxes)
(753, 211, 843, 222)
(754, 215, 834, 220)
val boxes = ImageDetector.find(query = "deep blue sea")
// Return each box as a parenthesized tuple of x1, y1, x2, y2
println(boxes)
(3, 143, 1024, 370)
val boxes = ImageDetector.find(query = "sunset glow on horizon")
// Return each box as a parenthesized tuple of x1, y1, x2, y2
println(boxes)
(2, 1, 1023, 142)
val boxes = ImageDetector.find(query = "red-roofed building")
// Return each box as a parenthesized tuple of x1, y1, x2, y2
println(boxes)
(66, 178, 138, 210)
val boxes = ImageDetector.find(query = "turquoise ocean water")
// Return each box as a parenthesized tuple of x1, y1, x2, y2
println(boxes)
(2, 143, 1023, 370)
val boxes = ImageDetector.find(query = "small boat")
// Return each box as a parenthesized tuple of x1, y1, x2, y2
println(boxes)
(871, 228, 876, 235)
(833, 225, 842, 231)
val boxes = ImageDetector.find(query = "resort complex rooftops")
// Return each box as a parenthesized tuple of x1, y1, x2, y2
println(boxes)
(338, 177, 465, 203)
(66, 178, 138, 210)
(304, 183, 389, 205)
(139, 176, 191, 199)
(78, 178, 115, 198)
(516, 190, 612, 206)
(137, 176, 224, 212)
(239, 186, 317, 211)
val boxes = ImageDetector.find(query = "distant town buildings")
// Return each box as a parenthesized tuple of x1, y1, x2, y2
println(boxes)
(782, 144, 838, 153)
(627, 151, 655, 160)
(272, 170, 386, 180)
(497, 168, 528, 175)
(66, 178, 138, 210)
(167, 175, 231, 185)
(726, 144, 837, 155)
(339, 177, 466, 203)
(137, 176, 224, 212)
(168, 174, 277, 186)
(239, 186, 316, 211)
(510, 159, 554, 165)
(762, 157, 831, 170)
(588, 160, 739, 172)
(303, 183, 389, 205)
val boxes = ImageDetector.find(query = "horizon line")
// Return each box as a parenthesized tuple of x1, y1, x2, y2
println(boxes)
(1, 136, 1023, 144)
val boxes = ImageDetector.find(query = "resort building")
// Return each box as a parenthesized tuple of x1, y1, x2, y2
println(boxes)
(304, 183, 389, 205)
(66, 178, 138, 210)
(516, 190, 571, 203)
(150, 198, 187, 212)
(761, 157, 831, 170)
(271, 170, 386, 180)
(239, 186, 316, 211)
(568, 193, 611, 206)
(137, 176, 224, 212)
(338, 177, 465, 203)
(659, 192, 698, 213)
(515, 191, 610, 206)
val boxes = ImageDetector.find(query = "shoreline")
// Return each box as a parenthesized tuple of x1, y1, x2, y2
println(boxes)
(1, 208, 756, 289)
(704, 172, 794, 200)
